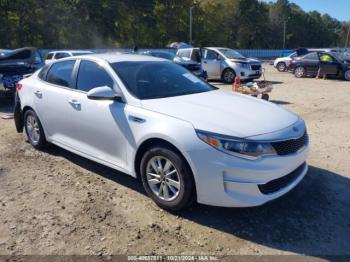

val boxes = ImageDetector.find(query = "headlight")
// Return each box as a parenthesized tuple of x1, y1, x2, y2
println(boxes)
(236, 62, 251, 69)
(196, 130, 276, 160)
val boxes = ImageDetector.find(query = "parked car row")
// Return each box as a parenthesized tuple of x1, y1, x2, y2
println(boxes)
(273, 48, 350, 81)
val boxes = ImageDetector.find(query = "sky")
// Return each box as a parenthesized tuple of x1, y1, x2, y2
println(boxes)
(261, 0, 350, 21)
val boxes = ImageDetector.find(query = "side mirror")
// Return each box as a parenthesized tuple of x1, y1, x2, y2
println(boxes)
(87, 85, 121, 100)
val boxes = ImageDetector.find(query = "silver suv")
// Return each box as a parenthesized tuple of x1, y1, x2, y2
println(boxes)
(176, 47, 262, 83)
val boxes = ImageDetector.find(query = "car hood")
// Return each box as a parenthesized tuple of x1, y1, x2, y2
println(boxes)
(230, 57, 260, 64)
(141, 89, 299, 138)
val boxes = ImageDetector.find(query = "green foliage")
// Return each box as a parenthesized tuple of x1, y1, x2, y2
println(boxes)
(0, 0, 348, 49)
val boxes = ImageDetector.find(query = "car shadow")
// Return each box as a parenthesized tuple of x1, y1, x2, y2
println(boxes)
(270, 100, 292, 105)
(174, 165, 350, 256)
(41, 145, 146, 194)
(39, 145, 350, 257)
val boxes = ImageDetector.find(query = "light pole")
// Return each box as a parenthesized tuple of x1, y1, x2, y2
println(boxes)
(189, 6, 194, 45)
(345, 24, 350, 50)
(283, 17, 290, 50)
(283, 20, 287, 50)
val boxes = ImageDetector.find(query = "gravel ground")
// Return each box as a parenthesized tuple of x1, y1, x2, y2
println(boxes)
(0, 65, 349, 258)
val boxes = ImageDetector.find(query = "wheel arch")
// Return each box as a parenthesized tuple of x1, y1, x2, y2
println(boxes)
(133, 138, 195, 185)
(221, 67, 236, 78)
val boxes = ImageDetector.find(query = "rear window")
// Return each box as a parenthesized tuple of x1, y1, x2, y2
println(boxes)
(46, 60, 76, 87)
(46, 53, 54, 59)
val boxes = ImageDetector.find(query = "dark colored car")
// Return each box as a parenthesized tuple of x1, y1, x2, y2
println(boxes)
(141, 50, 208, 81)
(289, 52, 350, 81)
(0, 47, 44, 91)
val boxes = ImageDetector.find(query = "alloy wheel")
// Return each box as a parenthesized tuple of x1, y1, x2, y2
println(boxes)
(295, 67, 305, 78)
(146, 156, 181, 201)
(223, 70, 235, 83)
(345, 70, 350, 81)
(26, 114, 40, 144)
(277, 63, 286, 72)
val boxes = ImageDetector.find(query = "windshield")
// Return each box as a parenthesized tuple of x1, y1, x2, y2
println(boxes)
(150, 52, 175, 60)
(217, 48, 245, 59)
(111, 61, 216, 99)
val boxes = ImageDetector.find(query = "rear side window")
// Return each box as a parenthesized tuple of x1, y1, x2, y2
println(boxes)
(38, 65, 50, 80)
(46, 60, 76, 87)
(55, 52, 70, 59)
(303, 53, 319, 61)
(76, 60, 114, 92)
(46, 53, 54, 60)
(177, 49, 191, 58)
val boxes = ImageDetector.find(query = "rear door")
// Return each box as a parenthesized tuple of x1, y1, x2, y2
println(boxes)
(301, 53, 320, 75)
(63, 59, 127, 168)
(34, 59, 78, 144)
(201, 49, 221, 78)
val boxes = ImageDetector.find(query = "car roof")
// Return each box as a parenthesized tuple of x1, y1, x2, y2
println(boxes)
(65, 53, 167, 63)
(49, 50, 93, 54)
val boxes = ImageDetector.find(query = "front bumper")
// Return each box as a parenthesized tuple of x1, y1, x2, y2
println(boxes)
(236, 68, 262, 80)
(185, 144, 309, 207)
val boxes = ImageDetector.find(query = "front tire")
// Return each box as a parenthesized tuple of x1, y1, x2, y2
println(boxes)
(221, 68, 236, 84)
(294, 66, 305, 78)
(344, 69, 350, 81)
(277, 62, 287, 72)
(24, 109, 47, 149)
(140, 145, 195, 211)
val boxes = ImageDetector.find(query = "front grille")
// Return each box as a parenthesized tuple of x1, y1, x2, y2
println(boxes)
(258, 163, 306, 195)
(251, 64, 261, 71)
(271, 131, 308, 155)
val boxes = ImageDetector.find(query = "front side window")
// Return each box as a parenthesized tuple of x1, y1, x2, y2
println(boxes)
(111, 61, 216, 100)
(46, 60, 75, 87)
(319, 54, 334, 63)
(204, 49, 220, 60)
(76, 60, 114, 92)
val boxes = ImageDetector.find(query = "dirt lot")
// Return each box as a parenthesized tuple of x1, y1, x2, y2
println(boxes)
(0, 65, 349, 258)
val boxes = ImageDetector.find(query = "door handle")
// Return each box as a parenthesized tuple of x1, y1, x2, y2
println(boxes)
(34, 90, 42, 98)
(68, 99, 81, 107)
(203, 61, 207, 63)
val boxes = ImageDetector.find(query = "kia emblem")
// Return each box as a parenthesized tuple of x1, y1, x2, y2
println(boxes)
(293, 126, 299, 132)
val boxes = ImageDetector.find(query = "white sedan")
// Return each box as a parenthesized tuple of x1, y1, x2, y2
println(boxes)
(14, 54, 309, 210)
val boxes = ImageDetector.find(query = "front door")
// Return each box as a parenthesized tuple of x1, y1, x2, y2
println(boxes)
(201, 49, 221, 78)
(65, 60, 128, 168)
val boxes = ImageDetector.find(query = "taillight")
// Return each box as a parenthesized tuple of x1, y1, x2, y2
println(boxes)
(16, 83, 23, 91)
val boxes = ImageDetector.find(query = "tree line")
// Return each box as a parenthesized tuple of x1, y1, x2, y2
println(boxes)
(0, 0, 349, 50)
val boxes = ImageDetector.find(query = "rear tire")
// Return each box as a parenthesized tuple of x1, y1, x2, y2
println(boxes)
(277, 62, 286, 72)
(140, 145, 195, 211)
(221, 68, 236, 84)
(24, 109, 47, 149)
(294, 66, 305, 78)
